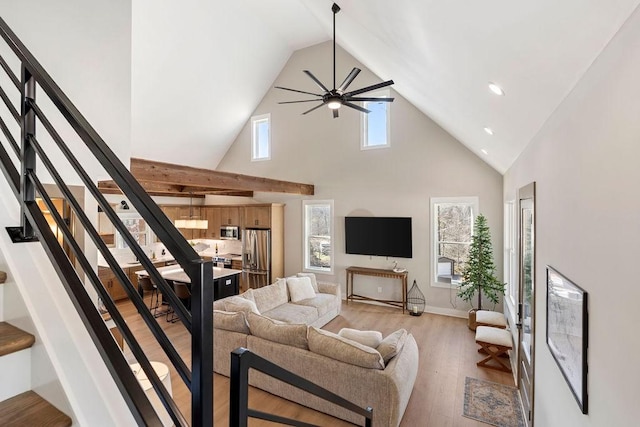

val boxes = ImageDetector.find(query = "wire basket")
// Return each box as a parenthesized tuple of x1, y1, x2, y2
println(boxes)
(406, 280, 425, 316)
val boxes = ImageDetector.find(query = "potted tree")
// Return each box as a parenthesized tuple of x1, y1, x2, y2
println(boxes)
(457, 214, 505, 330)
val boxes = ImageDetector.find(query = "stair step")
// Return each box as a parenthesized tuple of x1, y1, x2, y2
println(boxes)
(0, 322, 35, 357)
(0, 391, 71, 427)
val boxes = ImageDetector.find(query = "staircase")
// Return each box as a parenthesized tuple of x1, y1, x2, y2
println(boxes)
(0, 271, 71, 426)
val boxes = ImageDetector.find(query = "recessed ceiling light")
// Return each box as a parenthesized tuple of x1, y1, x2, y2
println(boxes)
(484, 127, 494, 135)
(481, 149, 488, 155)
(488, 82, 505, 96)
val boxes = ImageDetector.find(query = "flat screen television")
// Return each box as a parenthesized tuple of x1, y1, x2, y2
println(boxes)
(345, 217, 412, 258)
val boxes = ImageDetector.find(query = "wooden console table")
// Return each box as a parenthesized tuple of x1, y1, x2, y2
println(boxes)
(346, 266, 408, 313)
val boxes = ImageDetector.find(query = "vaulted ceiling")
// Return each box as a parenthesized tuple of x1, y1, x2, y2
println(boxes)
(131, 0, 640, 174)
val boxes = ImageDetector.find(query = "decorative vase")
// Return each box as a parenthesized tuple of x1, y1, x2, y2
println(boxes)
(406, 280, 425, 316)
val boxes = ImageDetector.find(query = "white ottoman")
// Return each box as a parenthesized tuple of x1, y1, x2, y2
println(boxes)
(130, 361, 173, 426)
(475, 326, 512, 372)
(475, 310, 507, 328)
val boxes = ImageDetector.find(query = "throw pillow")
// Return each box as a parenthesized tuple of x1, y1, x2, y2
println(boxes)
(376, 329, 408, 363)
(308, 327, 385, 370)
(239, 288, 256, 304)
(252, 278, 288, 312)
(213, 310, 250, 334)
(246, 312, 308, 349)
(287, 276, 316, 302)
(338, 328, 383, 348)
(224, 296, 260, 315)
(296, 272, 319, 293)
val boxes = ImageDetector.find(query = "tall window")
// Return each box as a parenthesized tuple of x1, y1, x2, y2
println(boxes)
(431, 197, 478, 287)
(251, 113, 270, 161)
(303, 200, 333, 273)
(504, 201, 517, 314)
(361, 90, 390, 150)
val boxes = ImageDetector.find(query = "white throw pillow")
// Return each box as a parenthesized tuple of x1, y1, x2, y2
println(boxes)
(224, 296, 260, 315)
(296, 272, 319, 292)
(376, 329, 408, 363)
(287, 276, 316, 302)
(308, 327, 385, 370)
(338, 328, 383, 348)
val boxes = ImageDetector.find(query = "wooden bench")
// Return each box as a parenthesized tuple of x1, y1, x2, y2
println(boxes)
(475, 326, 512, 372)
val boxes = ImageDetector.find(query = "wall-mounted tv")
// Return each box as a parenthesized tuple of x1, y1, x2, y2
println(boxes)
(345, 217, 412, 258)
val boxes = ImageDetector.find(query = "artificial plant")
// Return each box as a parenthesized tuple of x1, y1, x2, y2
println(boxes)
(457, 214, 505, 310)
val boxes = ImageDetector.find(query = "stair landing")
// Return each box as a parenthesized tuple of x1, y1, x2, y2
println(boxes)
(0, 391, 72, 427)
(0, 322, 35, 357)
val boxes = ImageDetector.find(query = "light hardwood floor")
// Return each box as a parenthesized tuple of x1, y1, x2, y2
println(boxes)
(116, 299, 515, 426)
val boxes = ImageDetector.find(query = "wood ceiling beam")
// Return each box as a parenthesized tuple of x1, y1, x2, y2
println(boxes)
(130, 158, 314, 195)
(98, 180, 204, 198)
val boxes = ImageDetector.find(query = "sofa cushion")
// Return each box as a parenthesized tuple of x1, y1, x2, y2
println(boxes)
(252, 278, 288, 313)
(213, 310, 250, 334)
(247, 312, 309, 350)
(338, 328, 383, 348)
(262, 303, 319, 324)
(224, 296, 260, 315)
(296, 272, 319, 292)
(377, 329, 408, 363)
(308, 327, 385, 370)
(293, 293, 336, 318)
(239, 288, 256, 304)
(287, 276, 316, 302)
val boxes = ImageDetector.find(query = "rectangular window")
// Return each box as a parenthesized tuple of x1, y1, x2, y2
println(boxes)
(251, 113, 270, 161)
(504, 201, 517, 313)
(361, 90, 390, 150)
(431, 197, 479, 287)
(303, 200, 333, 273)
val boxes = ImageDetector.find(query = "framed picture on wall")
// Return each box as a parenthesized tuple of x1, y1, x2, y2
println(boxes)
(546, 266, 589, 414)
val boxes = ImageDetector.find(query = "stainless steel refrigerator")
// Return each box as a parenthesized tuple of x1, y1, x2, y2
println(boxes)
(242, 228, 271, 288)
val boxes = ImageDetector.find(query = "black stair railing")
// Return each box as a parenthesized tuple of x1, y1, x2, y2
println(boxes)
(230, 348, 374, 427)
(0, 16, 213, 426)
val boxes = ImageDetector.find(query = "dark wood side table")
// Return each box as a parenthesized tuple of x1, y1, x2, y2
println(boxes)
(346, 266, 408, 313)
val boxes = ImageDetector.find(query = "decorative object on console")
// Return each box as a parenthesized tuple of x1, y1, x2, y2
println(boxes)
(456, 214, 505, 329)
(275, 3, 394, 118)
(406, 280, 425, 316)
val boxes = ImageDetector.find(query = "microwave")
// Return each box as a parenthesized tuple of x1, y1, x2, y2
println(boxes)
(220, 225, 239, 240)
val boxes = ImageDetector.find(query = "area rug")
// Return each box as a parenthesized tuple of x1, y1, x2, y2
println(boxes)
(463, 377, 525, 427)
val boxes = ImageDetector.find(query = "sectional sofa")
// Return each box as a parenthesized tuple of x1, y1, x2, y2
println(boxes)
(212, 274, 419, 427)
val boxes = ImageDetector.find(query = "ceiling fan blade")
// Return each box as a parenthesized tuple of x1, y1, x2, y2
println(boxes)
(303, 70, 330, 93)
(343, 80, 394, 97)
(345, 97, 395, 102)
(333, 109, 339, 119)
(343, 101, 371, 114)
(337, 68, 361, 93)
(275, 86, 323, 97)
(278, 99, 324, 104)
(302, 102, 326, 115)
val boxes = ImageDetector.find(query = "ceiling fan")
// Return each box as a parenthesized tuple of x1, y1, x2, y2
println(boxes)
(275, 3, 394, 118)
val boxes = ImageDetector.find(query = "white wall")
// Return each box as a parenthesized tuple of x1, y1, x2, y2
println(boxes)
(130, 0, 294, 168)
(504, 5, 640, 426)
(217, 41, 503, 315)
(0, 0, 132, 183)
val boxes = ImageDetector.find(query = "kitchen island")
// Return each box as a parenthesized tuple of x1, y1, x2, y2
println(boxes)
(136, 264, 242, 301)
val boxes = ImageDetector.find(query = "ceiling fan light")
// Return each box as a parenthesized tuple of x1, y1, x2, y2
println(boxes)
(327, 100, 341, 109)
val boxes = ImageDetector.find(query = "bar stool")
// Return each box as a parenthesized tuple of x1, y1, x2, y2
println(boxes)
(138, 276, 161, 317)
(167, 281, 191, 323)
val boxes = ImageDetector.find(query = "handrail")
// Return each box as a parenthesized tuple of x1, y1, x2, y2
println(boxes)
(230, 348, 374, 427)
(0, 15, 213, 426)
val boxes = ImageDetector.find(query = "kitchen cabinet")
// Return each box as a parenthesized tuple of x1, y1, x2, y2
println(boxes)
(99, 261, 166, 302)
(201, 207, 221, 239)
(242, 206, 271, 228)
(214, 274, 239, 300)
(99, 267, 129, 301)
(220, 206, 240, 226)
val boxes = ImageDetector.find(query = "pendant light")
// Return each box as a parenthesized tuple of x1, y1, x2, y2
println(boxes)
(174, 193, 208, 229)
